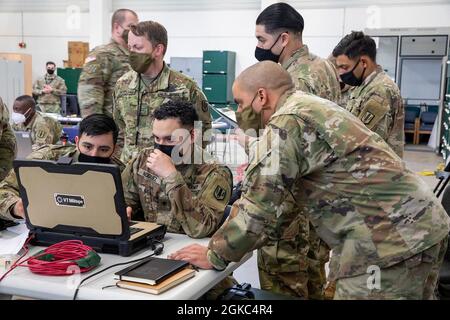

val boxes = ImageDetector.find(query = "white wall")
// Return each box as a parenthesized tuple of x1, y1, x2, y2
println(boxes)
(0, 3, 450, 90)
(140, 3, 450, 75)
(343, 4, 450, 32)
(0, 12, 90, 84)
(138, 10, 260, 75)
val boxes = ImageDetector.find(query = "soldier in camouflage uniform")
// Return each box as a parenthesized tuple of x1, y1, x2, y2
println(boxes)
(78, 9, 139, 118)
(11, 95, 63, 151)
(327, 55, 354, 108)
(122, 102, 232, 237)
(333, 31, 405, 158)
(253, 2, 341, 299)
(0, 114, 124, 221)
(170, 61, 450, 300)
(0, 96, 16, 181)
(113, 21, 211, 164)
(122, 102, 235, 299)
(32, 62, 67, 114)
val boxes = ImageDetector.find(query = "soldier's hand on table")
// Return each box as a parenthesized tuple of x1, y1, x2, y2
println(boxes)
(168, 244, 213, 270)
(12, 199, 25, 219)
(146, 149, 176, 178)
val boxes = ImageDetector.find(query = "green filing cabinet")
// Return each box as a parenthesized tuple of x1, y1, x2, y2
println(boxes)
(57, 68, 82, 94)
(203, 51, 236, 76)
(203, 74, 234, 104)
(202, 50, 236, 107)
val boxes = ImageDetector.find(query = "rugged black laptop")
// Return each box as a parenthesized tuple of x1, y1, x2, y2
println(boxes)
(13, 158, 166, 256)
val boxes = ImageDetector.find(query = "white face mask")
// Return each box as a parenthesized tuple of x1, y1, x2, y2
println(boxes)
(11, 112, 26, 125)
(11, 107, 31, 125)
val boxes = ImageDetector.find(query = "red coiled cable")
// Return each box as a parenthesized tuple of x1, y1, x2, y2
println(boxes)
(0, 239, 99, 282)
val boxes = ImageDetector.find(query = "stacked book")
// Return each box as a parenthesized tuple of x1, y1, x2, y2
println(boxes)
(114, 257, 195, 295)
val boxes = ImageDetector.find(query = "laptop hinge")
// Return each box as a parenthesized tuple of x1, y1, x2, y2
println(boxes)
(57, 156, 73, 165)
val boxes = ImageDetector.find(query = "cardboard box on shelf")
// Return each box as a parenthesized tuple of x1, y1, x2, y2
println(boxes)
(67, 41, 89, 68)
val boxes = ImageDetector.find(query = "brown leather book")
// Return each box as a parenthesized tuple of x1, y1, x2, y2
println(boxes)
(116, 268, 196, 295)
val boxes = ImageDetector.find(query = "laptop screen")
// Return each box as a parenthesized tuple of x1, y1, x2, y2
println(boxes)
(14, 131, 33, 159)
(13, 159, 128, 239)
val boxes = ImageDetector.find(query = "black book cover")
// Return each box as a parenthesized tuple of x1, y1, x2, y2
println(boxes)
(115, 257, 189, 285)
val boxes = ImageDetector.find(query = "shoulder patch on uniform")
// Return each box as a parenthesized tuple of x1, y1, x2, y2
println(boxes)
(214, 185, 227, 201)
(361, 111, 375, 125)
(85, 56, 96, 64)
(36, 130, 47, 139)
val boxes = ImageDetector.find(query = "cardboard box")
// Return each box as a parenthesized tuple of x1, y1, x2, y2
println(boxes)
(67, 41, 89, 68)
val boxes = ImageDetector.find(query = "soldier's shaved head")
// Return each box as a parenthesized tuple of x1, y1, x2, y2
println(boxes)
(111, 9, 138, 31)
(234, 61, 294, 93)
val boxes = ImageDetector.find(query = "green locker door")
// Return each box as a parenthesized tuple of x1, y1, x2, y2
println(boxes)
(57, 68, 82, 94)
(203, 74, 231, 103)
(203, 51, 236, 76)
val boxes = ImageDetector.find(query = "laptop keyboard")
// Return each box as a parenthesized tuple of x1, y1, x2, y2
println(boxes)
(129, 227, 144, 236)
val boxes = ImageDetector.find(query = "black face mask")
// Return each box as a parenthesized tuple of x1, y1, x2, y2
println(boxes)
(47, 69, 55, 75)
(340, 59, 366, 87)
(254, 32, 286, 63)
(154, 143, 175, 157)
(78, 152, 111, 164)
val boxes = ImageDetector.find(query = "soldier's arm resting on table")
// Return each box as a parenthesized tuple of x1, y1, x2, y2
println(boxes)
(78, 54, 110, 116)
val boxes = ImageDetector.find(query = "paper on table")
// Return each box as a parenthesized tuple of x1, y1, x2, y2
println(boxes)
(0, 222, 29, 256)
(7, 222, 29, 235)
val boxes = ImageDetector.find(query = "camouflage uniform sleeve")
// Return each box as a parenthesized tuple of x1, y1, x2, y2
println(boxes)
(358, 91, 391, 140)
(0, 145, 58, 220)
(121, 154, 142, 216)
(0, 102, 16, 181)
(0, 169, 21, 221)
(163, 165, 232, 239)
(31, 119, 58, 150)
(296, 78, 315, 95)
(32, 78, 43, 96)
(189, 86, 212, 148)
(112, 86, 125, 155)
(385, 92, 405, 158)
(78, 53, 111, 117)
(207, 115, 321, 270)
(52, 77, 67, 96)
